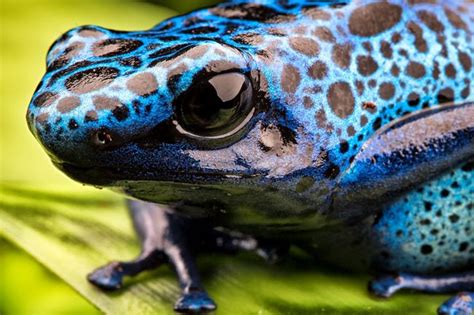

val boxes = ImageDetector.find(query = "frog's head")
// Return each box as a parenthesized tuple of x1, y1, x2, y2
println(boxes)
(27, 18, 339, 224)
(27, 24, 267, 178)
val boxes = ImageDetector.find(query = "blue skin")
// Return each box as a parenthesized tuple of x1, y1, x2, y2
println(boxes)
(27, 0, 473, 314)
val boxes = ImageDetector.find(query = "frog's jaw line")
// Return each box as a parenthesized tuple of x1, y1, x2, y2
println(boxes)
(55, 161, 265, 187)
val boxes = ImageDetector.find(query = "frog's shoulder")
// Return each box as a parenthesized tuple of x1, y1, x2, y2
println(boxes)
(339, 102, 474, 197)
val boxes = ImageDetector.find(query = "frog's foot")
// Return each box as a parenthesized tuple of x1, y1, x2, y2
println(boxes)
(87, 250, 165, 290)
(369, 271, 474, 315)
(174, 288, 217, 313)
(88, 200, 216, 313)
(438, 292, 474, 315)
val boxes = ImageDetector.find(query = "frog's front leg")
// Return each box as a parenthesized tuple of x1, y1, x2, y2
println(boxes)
(88, 200, 216, 313)
(88, 199, 282, 313)
(369, 272, 474, 315)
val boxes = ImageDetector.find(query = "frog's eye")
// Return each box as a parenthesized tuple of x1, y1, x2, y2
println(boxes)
(175, 72, 254, 140)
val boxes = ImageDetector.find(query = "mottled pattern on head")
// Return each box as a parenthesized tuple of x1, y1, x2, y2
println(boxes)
(27, 0, 473, 179)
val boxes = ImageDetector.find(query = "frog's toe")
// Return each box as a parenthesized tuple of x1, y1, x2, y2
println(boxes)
(87, 262, 124, 290)
(437, 292, 474, 315)
(368, 274, 402, 298)
(174, 289, 217, 313)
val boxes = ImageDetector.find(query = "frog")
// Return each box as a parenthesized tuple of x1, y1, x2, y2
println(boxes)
(26, 0, 473, 313)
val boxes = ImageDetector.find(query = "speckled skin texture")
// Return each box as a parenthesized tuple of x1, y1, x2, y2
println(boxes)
(27, 0, 473, 313)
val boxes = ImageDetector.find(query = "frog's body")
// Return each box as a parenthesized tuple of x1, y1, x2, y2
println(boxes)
(27, 0, 473, 314)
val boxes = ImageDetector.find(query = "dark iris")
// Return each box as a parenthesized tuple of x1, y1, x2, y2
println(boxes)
(176, 72, 254, 139)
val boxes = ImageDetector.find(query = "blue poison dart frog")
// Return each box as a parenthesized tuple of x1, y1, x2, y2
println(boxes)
(27, 0, 473, 313)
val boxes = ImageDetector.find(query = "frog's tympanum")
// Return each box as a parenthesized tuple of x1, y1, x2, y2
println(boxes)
(27, 0, 473, 313)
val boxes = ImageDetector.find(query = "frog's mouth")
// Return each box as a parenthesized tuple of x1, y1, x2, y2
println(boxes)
(55, 161, 263, 187)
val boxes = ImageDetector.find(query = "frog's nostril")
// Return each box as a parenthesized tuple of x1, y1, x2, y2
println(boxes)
(92, 128, 114, 147)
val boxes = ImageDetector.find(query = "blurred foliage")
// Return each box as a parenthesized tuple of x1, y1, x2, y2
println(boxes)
(0, 237, 101, 315)
(0, 0, 446, 314)
(153, 0, 220, 13)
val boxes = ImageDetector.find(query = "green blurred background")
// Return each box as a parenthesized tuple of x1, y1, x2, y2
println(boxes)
(0, 1, 218, 314)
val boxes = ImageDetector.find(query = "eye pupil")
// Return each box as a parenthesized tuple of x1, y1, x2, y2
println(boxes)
(177, 72, 254, 139)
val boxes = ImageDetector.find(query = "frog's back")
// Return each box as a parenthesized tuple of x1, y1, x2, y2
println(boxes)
(206, 0, 473, 157)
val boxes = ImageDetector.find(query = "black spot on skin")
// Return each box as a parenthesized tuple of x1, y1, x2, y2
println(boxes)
(349, 3, 402, 37)
(372, 117, 382, 131)
(324, 163, 340, 179)
(33, 92, 58, 107)
(437, 88, 454, 104)
(153, 21, 175, 31)
(420, 244, 433, 255)
(461, 85, 470, 99)
(408, 92, 420, 106)
(120, 57, 142, 68)
(211, 4, 295, 23)
(48, 60, 94, 87)
(65, 67, 119, 94)
(48, 57, 69, 72)
(112, 106, 130, 121)
(149, 44, 193, 60)
(93, 39, 143, 57)
(420, 219, 431, 225)
(339, 141, 349, 154)
(440, 189, 450, 197)
(182, 26, 218, 34)
(68, 119, 79, 130)
(430, 229, 439, 235)
(461, 161, 473, 172)
(449, 214, 460, 223)
(424, 201, 433, 212)
(459, 242, 469, 252)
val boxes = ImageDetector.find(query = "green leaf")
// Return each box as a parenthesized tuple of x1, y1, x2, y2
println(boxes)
(0, 183, 448, 315)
